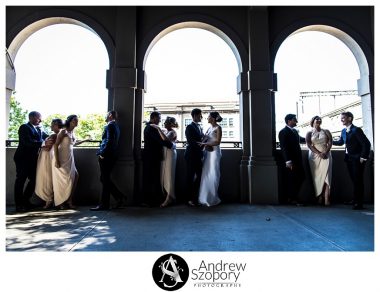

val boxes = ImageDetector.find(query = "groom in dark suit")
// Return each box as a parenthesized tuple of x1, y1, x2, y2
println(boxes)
(90, 111, 125, 211)
(278, 114, 305, 206)
(14, 111, 49, 212)
(333, 111, 371, 210)
(185, 108, 204, 206)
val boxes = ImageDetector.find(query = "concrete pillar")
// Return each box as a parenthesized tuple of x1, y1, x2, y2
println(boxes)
(357, 74, 373, 148)
(246, 7, 279, 204)
(238, 72, 251, 203)
(106, 7, 138, 205)
(5, 51, 16, 138)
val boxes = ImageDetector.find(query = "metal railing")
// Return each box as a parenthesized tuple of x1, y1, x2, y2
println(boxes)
(6, 140, 102, 148)
(141, 141, 242, 149)
(6, 140, 242, 149)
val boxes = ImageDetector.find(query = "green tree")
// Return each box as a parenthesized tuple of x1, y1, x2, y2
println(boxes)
(8, 93, 28, 139)
(41, 113, 66, 135)
(76, 113, 106, 141)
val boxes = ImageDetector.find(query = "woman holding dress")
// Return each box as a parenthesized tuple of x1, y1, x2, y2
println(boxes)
(35, 118, 63, 209)
(306, 116, 333, 206)
(52, 115, 90, 209)
(151, 116, 178, 207)
(198, 111, 223, 207)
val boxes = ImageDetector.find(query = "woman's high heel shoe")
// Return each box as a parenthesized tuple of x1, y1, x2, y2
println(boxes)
(43, 201, 53, 209)
(160, 197, 173, 208)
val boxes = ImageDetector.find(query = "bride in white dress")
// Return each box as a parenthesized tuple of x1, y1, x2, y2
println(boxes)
(52, 115, 90, 209)
(35, 118, 63, 208)
(306, 116, 333, 206)
(198, 111, 223, 207)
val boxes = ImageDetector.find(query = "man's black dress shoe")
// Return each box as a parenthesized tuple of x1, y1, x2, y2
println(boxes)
(90, 205, 110, 211)
(352, 204, 364, 210)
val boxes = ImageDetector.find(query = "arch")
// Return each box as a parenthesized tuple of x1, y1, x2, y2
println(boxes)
(5, 10, 115, 137)
(138, 14, 248, 74)
(272, 21, 374, 145)
(6, 9, 115, 66)
(137, 21, 243, 149)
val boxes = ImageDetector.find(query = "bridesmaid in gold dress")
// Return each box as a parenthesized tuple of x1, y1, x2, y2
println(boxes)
(306, 116, 333, 206)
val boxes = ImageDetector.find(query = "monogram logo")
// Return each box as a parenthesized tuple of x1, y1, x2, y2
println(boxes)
(152, 254, 189, 291)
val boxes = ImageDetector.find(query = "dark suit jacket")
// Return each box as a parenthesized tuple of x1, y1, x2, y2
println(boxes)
(333, 125, 371, 160)
(184, 122, 203, 160)
(14, 122, 48, 162)
(278, 126, 304, 165)
(143, 122, 173, 162)
(97, 121, 120, 158)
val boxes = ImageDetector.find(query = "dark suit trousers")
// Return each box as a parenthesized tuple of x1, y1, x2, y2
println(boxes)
(346, 159, 365, 205)
(98, 157, 123, 208)
(142, 158, 163, 206)
(284, 164, 305, 202)
(14, 158, 37, 207)
(186, 157, 203, 203)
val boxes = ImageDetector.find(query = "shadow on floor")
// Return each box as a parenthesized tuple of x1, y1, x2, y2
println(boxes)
(5, 203, 374, 252)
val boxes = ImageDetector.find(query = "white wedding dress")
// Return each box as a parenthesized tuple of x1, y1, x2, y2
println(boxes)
(35, 145, 54, 204)
(161, 130, 177, 201)
(52, 132, 77, 206)
(198, 126, 222, 206)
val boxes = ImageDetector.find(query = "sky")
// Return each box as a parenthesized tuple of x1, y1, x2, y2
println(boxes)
(13, 24, 109, 118)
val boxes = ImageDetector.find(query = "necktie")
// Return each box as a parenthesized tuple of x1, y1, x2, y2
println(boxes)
(36, 127, 42, 141)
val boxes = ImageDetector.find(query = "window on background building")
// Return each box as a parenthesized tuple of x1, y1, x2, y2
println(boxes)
(229, 118, 234, 127)
(184, 119, 192, 127)
(143, 27, 240, 146)
(220, 118, 228, 127)
(274, 30, 360, 143)
(9, 23, 109, 141)
(229, 131, 234, 138)
(222, 131, 228, 138)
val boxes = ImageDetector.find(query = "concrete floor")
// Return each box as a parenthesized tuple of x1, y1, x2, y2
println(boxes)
(5, 203, 374, 252)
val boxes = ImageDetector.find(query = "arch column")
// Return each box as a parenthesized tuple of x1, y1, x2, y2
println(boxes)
(5, 51, 16, 137)
(238, 72, 251, 203)
(106, 7, 138, 205)
(246, 7, 279, 204)
(357, 74, 373, 147)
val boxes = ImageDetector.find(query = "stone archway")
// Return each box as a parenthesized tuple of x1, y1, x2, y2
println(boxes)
(272, 24, 374, 146)
(133, 19, 248, 202)
(135, 19, 249, 153)
(5, 16, 114, 137)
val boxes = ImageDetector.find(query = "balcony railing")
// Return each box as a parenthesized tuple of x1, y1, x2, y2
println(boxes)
(6, 140, 243, 149)
(141, 141, 242, 149)
(5, 140, 102, 148)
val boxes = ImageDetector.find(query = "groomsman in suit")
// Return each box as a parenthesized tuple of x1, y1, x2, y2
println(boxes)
(333, 111, 371, 210)
(185, 108, 204, 206)
(278, 114, 306, 206)
(90, 111, 125, 211)
(142, 111, 173, 207)
(14, 111, 49, 212)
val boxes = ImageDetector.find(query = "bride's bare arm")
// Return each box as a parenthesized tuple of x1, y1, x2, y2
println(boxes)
(150, 124, 169, 141)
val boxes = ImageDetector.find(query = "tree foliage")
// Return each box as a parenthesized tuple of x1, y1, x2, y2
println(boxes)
(8, 93, 28, 139)
(8, 95, 106, 144)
